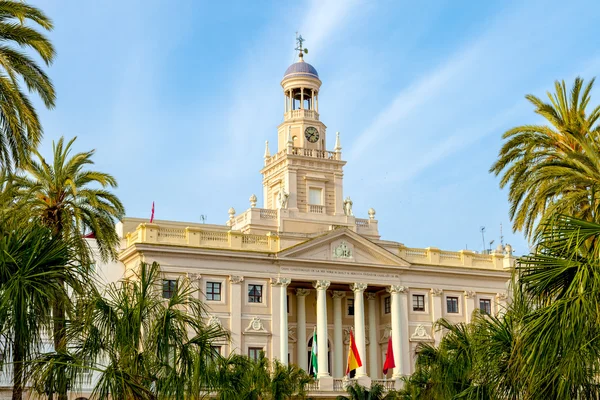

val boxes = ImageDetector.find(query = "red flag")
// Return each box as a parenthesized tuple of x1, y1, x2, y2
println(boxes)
(382, 335, 395, 374)
(345, 329, 362, 375)
(150, 202, 155, 223)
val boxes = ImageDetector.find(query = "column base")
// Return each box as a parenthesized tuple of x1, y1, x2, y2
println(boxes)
(393, 377, 405, 391)
(356, 376, 372, 389)
(318, 376, 333, 391)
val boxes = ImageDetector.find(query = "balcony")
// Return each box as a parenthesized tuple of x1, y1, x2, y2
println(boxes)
(308, 204, 325, 214)
(285, 109, 319, 121)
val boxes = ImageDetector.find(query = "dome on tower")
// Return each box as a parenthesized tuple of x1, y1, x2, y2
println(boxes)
(283, 60, 319, 79)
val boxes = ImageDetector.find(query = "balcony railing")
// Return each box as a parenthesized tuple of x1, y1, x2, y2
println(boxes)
(291, 147, 337, 159)
(285, 109, 319, 120)
(308, 204, 325, 214)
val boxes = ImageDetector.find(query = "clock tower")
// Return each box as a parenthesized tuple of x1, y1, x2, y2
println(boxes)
(260, 36, 347, 220)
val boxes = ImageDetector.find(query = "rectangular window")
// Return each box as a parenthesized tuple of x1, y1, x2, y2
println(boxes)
(309, 188, 322, 205)
(348, 298, 355, 316)
(210, 346, 221, 358)
(248, 284, 263, 303)
(162, 279, 177, 299)
(206, 282, 222, 301)
(447, 297, 459, 313)
(384, 296, 391, 314)
(248, 347, 263, 361)
(480, 299, 492, 315)
(412, 294, 425, 312)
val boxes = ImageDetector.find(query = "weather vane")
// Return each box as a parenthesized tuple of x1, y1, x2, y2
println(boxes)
(295, 32, 308, 58)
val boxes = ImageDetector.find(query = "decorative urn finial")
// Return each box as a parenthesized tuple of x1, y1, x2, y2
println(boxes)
(368, 208, 376, 220)
(249, 194, 257, 208)
(264, 140, 270, 159)
(228, 207, 236, 223)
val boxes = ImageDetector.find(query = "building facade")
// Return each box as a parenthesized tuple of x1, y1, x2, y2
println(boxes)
(116, 49, 515, 395)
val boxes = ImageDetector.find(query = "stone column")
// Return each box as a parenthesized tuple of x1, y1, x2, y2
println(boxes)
(300, 87, 304, 110)
(313, 280, 331, 384)
(315, 91, 319, 112)
(272, 277, 291, 364)
(388, 285, 409, 378)
(430, 288, 443, 346)
(366, 293, 378, 379)
(332, 291, 345, 378)
(229, 276, 244, 354)
(350, 283, 368, 378)
(464, 291, 476, 323)
(296, 288, 310, 370)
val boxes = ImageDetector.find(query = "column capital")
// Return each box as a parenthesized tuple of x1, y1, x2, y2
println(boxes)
(430, 288, 443, 297)
(313, 280, 331, 290)
(271, 277, 291, 286)
(229, 275, 244, 284)
(366, 292, 377, 301)
(387, 285, 408, 294)
(296, 288, 311, 297)
(350, 283, 368, 293)
(464, 290, 476, 298)
(186, 272, 201, 282)
(496, 292, 508, 300)
(331, 290, 346, 299)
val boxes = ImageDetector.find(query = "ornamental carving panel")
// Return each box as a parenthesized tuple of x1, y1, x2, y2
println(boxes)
(296, 288, 311, 297)
(332, 240, 353, 259)
(245, 316, 267, 333)
(410, 324, 433, 342)
(229, 275, 244, 284)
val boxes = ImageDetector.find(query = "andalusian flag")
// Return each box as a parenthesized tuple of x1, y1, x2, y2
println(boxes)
(345, 328, 362, 375)
(308, 328, 318, 377)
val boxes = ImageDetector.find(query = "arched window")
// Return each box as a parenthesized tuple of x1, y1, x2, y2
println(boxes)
(307, 336, 331, 373)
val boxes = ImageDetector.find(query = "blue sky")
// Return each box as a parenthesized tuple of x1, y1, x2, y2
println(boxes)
(30, 0, 600, 255)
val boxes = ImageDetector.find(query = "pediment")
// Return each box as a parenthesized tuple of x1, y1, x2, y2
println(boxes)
(278, 229, 410, 267)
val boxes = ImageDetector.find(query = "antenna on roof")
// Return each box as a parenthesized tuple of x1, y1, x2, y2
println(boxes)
(480, 226, 486, 253)
(500, 223, 504, 247)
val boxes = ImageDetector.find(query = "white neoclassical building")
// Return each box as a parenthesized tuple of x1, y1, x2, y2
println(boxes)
(115, 45, 515, 395)
(0, 44, 513, 399)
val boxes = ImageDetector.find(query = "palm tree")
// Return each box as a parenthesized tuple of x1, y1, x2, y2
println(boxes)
(490, 77, 600, 239)
(213, 352, 312, 400)
(15, 136, 124, 400)
(515, 215, 600, 398)
(0, 222, 84, 400)
(336, 381, 396, 400)
(38, 261, 229, 399)
(18, 136, 124, 262)
(0, 0, 56, 169)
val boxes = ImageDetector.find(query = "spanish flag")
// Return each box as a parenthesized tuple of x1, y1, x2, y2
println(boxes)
(345, 328, 362, 375)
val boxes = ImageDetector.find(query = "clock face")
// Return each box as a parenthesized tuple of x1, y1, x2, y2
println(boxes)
(305, 126, 319, 143)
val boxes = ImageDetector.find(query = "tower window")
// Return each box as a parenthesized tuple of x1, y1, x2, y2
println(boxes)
(309, 188, 322, 205)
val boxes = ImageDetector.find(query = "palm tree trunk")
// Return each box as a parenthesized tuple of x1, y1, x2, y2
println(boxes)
(52, 279, 68, 400)
(12, 333, 24, 400)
